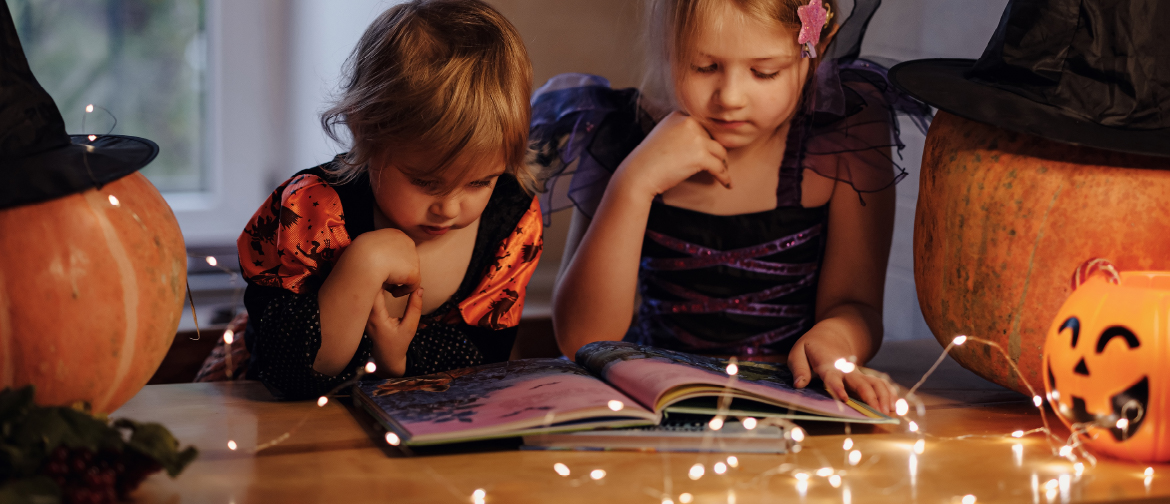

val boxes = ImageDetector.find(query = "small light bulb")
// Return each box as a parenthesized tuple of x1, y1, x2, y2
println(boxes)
(472, 489, 485, 499)
(86, 104, 95, 113)
(88, 134, 96, 141)
(227, 440, 237, 450)
(726, 456, 739, 468)
(908, 421, 919, 432)
(1033, 395, 1043, 407)
(1012, 430, 1024, 438)
(726, 363, 739, 375)
(317, 396, 329, 407)
(913, 439, 925, 454)
(849, 450, 862, 466)
(608, 400, 624, 411)
(385, 432, 400, 445)
(590, 469, 606, 480)
(1074, 463, 1084, 476)
(953, 335, 968, 345)
(794, 473, 809, 481)
(689, 464, 705, 480)
(790, 427, 805, 442)
(223, 329, 235, 345)
(553, 463, 570, 476)
(662, 499, 674, 504)
(1045, 479, 1059, 491)
(961, 495, 976, 504)
(816, 467, 833, 477)
(1116, 418, 1129, 430)
(843, 438, 854, 450)
(834, 358, 856, 373)
(742, 417, 757, 430)
(1146, 467, 1155, 477)
(709, 417, 724, 430)
(1059, 446, 1073, 457)
(365, 361, 377, 373)
(714, 462, 727, 475)
(895, 399, 909, 416)
(829, 474, 841, 488)
(679, 493, 693, 504)
(107, 195, 120, 206)
(206, 256, 218, 266)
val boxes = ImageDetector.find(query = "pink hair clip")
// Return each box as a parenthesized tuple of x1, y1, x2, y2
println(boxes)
(797, 0, 829, 59)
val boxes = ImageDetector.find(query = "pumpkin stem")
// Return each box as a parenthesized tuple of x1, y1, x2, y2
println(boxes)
(1071, 258, 1120, 291)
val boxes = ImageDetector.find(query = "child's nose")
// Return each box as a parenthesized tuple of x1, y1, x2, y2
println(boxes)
(714, 74, 747, 109)
(430, 197, 460, 220)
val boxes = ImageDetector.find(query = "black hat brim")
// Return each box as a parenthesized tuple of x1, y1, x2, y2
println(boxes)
(889, 58, 1170, 159)
(0, 134, 159, 210)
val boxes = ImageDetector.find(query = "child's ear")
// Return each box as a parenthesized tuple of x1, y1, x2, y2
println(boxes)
(818, 21, 840, 55)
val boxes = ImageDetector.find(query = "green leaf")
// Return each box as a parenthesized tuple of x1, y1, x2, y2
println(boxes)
(114, 419, 199, 477)
(0, 475, 60, 504)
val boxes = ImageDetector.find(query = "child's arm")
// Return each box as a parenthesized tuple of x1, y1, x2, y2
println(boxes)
(553, 112, 730, 358)
(317, 228, 421, 376)
(786, 175, 896, 414)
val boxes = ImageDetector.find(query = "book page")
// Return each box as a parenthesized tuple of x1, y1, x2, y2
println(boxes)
(577, 341, 873, 421)
(356, 358, 655, 444)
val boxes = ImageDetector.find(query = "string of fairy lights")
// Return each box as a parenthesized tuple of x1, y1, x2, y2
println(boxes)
(81, 102, 1160, 503)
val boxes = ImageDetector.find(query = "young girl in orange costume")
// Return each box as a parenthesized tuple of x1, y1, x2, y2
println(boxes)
(535, 0, 929, 413)
(237, 0, 542, 400)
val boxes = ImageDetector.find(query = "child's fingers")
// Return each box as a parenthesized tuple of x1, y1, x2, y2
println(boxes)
(366, 290, 390, 335)
(787, 343, 813, 388)
(398, 288, 424, 334)
(385, 282, 419, 298)
(845, 374, 882, 414)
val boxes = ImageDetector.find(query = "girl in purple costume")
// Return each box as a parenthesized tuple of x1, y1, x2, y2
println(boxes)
(533, 0, 930, 413)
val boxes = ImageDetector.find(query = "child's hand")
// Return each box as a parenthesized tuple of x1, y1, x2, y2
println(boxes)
(787, 330, 894, 415)
(367, 287, 424, 377)
(613, 111, 730, 200)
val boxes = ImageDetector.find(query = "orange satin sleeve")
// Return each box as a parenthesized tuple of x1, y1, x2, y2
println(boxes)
(457, 197, 544, 329)
(237, 174, 352, 293)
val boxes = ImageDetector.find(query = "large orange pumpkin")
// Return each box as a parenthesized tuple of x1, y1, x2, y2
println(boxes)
(1043, 263, 1169, 462)
(0, 172, 186, 413)
(915, 111, 1170, 395)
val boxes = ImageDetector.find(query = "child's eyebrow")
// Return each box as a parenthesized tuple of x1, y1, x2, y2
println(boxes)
(696, 52, 795, 62)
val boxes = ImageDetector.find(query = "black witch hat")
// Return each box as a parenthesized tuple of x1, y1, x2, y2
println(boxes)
(0, 2, 158, 210)
(889, 0, 1170, 158)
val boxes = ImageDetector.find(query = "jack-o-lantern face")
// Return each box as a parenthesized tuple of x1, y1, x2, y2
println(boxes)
(1042, 262, 1170, 462)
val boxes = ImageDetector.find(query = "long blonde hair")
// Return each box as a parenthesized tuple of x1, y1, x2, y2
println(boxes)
(321, 0, 534, 192)
(642, 0, 839, 108)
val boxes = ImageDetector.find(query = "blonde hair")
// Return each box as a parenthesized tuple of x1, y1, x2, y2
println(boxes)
(321, 0, 534, 192)
(643, 0, 839, 108)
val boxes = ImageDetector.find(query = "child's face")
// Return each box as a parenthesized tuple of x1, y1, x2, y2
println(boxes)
(371, 149, 504, 243)
(675, 3, 808, 151)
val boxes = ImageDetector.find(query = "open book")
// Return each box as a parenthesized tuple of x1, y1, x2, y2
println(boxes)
(355, 341, 895, 446)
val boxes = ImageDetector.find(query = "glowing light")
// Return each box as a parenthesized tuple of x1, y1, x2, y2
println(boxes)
(227, 440, 237, 450)
(727, 491, 736, 504)
(206, 256, 218, 266)
(742, 417, 757, 430)
(913, 439, 925, 454)
(384, 432, 400, 445)
(1012, 443, 1023, 466)
(1117, 418, 1130, 430)
(709, 417, 724, 430)
(848, 450, 862, 466)
(794, 473, 809, 481)
(689, 464, 705, 480)
(679, 493, 693, 504)
(953, 335, 968, 345)
(1033, 395, 1043, 407)
(829, 474, 841, 488)
(1012, 430, 1024, 438)
(590, 469, 606, 480)
(223, 329, 235, 345)
(714, 462, 727, 475)
(1046, 488, 1058, 501)
(790, 427, 805, 442)
(843, 437, 854, 450)
(961, 495, 976, 504)
(608, 400, 624, 411)
(1074, 463, 1084, 476)
(796, 479, 808, 496)
(1146, 467, 1155, 477)
(842, 488, 851, 504)
(662, 499, 673, 504)
(107, 195, 120, 206)
(834, 358, 856, 373)
(317, 396, 329, 407)
(1052, 390, 1060, 401)
(472, 489, 485, 499)
(365, 361, 377, 373)
(895, 399, 909, 416)
(816, 467, 833, 477)
(1059, 446, 1073, 458)
(1045, 479, 1058, 491)
(86, 104, 95, 113)
(908, 421, 919, 432)
(726, 456, 739, 468)
(726, 363, 739, 375)
(553, 463, 570, 476)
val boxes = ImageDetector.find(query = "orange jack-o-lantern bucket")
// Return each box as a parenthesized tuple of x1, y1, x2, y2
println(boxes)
(1043, 259, 1169, 462)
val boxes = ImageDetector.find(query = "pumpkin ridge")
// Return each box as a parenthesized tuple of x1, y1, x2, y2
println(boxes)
(87, 189, 140, 413)
(1008, 182, 1064, 383)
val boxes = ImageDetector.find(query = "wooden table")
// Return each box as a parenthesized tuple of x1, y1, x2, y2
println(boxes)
(117, 340, 1169, 503)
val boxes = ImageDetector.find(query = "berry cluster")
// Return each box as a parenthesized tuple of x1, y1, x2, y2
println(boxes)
(39, 446, 162, 504)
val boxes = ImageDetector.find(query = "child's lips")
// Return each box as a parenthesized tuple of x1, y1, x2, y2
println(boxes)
(420, 225, 451, 235)
(710, 118, 750, 128)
